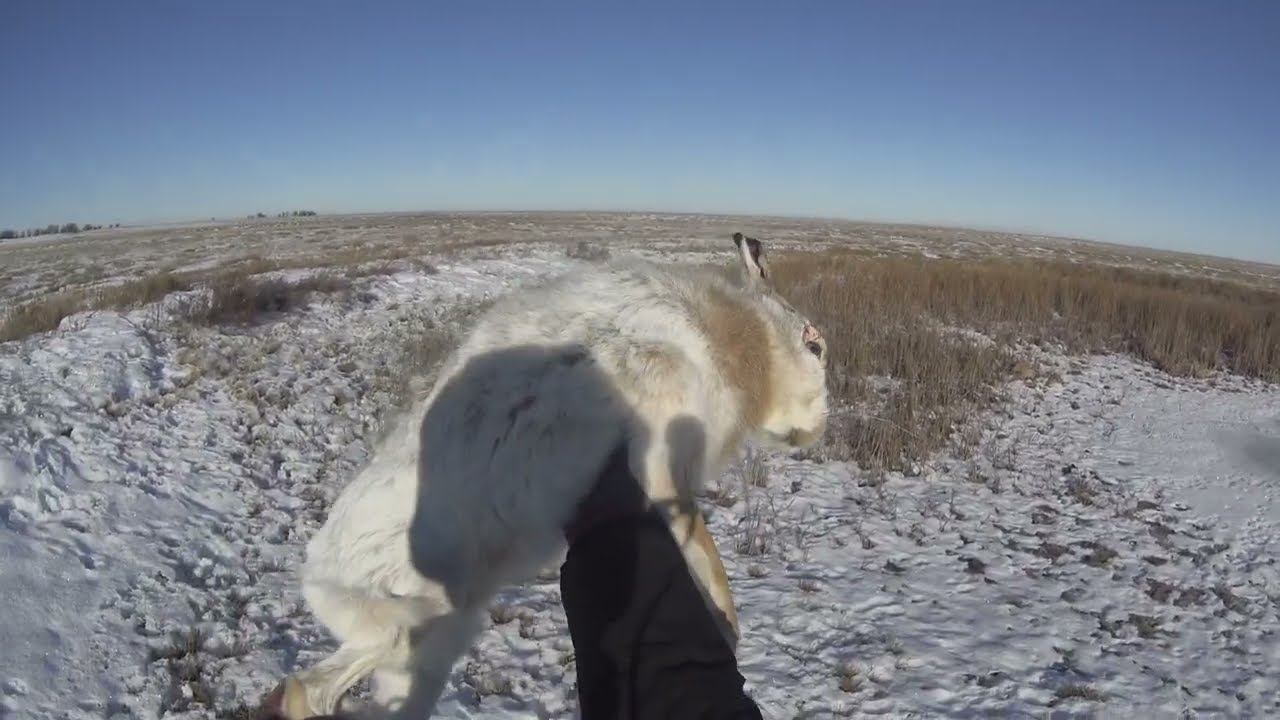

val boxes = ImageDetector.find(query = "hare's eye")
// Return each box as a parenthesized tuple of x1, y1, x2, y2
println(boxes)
(806, 341, 823, 358)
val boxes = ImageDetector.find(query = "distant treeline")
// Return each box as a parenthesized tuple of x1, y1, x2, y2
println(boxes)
(0, 211, 321, 239)
(0, 223, 120, 239)
(249, 210, 319, 219)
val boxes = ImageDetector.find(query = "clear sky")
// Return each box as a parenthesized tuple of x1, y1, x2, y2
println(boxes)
(2, 1, 1277, 263)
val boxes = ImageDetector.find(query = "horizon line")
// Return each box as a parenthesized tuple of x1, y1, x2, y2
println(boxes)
(4, 206, 1276, 270)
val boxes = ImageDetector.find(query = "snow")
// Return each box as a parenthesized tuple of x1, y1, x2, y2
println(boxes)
(716, 355, 1280, 717)
(1, 239, 1278, 718)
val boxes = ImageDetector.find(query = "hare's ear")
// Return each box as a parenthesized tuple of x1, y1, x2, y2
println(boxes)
(732, 232, 767, 283)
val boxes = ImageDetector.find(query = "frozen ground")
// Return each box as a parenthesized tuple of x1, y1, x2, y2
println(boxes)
(1, 216, 1278, 719)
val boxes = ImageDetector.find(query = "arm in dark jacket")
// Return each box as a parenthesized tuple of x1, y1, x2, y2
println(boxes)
(560, 509, 763, 720)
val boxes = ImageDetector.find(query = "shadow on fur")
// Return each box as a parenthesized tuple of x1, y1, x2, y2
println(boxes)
(392, 343, 733, 713)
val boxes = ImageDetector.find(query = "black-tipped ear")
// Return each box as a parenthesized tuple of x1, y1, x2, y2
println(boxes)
(733, 232, 767, 281)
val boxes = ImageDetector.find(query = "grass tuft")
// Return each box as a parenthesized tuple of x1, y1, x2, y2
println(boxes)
(185, 273, 350, 325)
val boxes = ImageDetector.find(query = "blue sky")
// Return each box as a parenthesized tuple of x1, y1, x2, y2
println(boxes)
(1, 1, 1277, 263)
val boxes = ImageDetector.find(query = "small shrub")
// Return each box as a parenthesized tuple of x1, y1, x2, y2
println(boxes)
(836, 662, 863, 693)
(462, 662, 514, 697)
(565, 240, 610, 262)
(489, 604, 519, 625)
(1081, 543, 1118, 567)
(152, 625, 216, 712)
(186, 273, 349, 325)
(734, 490, 774, 556)
(149, 626, 206, 662)
(1060, 465, 1102, 505)
(738, 447, 769, 488)
(1052, 683, 1106, 704)
(703, 482, 738, 508)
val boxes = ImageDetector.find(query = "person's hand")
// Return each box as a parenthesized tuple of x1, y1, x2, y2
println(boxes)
(563, 445, 650, 545)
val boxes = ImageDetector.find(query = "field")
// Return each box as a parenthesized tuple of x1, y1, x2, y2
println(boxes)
(1, 212, 1278, 718)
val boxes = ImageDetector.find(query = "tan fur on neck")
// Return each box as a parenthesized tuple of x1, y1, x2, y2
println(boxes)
(695, 285, 775, 429)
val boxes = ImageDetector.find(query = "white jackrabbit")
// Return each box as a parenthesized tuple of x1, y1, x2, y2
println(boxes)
(264, 233, 829, 718)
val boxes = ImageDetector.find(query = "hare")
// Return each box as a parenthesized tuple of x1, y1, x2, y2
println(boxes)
(265, 233, 829, 718)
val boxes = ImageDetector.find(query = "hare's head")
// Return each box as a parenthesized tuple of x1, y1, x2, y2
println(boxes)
(730, 232, 829, 449)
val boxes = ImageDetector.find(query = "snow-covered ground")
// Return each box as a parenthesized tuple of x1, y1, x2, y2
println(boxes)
(1, 224, 1278, 719)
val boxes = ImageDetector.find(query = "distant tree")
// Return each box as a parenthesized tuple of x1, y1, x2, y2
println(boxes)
(256, 212, 266, 218)
(0, 229, 16, 239)
(44, 224, 59, 235)
(60, 222, 80, 234)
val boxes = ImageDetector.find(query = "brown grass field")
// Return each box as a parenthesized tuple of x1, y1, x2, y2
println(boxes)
(771, 250, 1280, 469)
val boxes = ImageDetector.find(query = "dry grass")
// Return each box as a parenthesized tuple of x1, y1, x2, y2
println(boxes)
(836, 661, 863, 693)
(0, 268, 355, 340)
(1051, 683, 1106, 704)
(0, 292, 86, 341)
(0, 222, 489, 342)
(771, 251, 1280, 470)
(184, 273, 350, 325)
(0, 272, 192, 341)
(734, 484, 776, 557)
(565, 240, 611, 262)
(151, 625, 216, 712)
(738, 447, 770, 488)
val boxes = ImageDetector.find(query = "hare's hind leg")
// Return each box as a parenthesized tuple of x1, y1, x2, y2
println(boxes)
(637, 424, 740, 650)
(670, 508, 740, 648)
(384, 606, 485, 719)
(281, 642, 389, 717)
(261, 589, 407, 718)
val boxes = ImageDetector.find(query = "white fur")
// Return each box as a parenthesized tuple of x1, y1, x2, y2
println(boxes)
(279, 241, 829, 718)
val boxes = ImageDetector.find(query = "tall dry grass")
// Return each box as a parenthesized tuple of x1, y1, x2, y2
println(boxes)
(0, 269, 354, 340)
(0, 273, 192, 341)
(183, 273, 350, 325)
(770, 251, 1280, 469)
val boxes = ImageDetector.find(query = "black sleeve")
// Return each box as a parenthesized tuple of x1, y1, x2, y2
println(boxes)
(560, 511, 763, 720)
